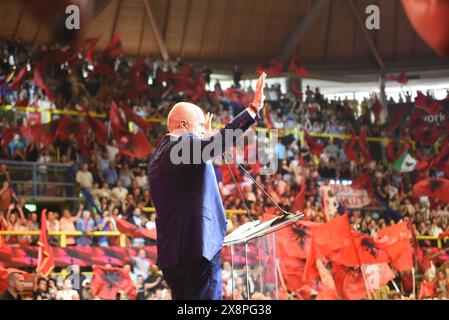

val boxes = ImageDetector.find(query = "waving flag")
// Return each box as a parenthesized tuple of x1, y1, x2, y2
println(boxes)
(392, 151, 417, 173)
(289, 54, 309, 77)
(415, 92, 442, 116)
(344, 133, 359, 163)
(413, 178, 449, 203)
(104, 32, 124, 59)
(91, 265, 136, 300)
(358, 128, 372, 163)
(5, 65, 28, 93)
(256, 59, 282, 77)
(87, 112, 108, 145)
(37, 209, 55, 277)
(114, 216, 156, 240)
(122, 104, 150, 130)
(304, 131, 324, 157)
(374, 222, 413, 272)
(388, 72, 409, 85)
(83, 37, 100, 64)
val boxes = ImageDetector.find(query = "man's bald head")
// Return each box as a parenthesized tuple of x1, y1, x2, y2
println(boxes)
(7, 272, 25, 293)
(167, 102, 206, 138)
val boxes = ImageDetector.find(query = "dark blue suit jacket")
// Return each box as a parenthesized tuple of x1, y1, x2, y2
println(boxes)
(148, 110, 256, 269)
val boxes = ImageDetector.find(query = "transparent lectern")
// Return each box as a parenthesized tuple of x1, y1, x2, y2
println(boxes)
(223, 213, 303, 300)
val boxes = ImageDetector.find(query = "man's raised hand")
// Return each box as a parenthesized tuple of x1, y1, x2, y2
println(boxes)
(252, 72, 267, 111)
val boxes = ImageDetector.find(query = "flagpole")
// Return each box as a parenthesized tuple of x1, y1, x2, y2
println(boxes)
(346, 215, 374, 300)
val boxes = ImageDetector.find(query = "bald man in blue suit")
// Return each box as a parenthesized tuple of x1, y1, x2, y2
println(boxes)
(148, 74, 266, 300)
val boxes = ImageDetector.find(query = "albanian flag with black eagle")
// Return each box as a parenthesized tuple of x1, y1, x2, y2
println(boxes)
(90, 265, 136, 300)
(413, 178, 449, 204)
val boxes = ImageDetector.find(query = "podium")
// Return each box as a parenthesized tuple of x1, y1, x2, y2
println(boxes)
(223, 213, 303, 300)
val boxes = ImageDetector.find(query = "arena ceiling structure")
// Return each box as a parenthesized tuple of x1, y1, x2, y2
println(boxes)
(0, 0, 448, 82)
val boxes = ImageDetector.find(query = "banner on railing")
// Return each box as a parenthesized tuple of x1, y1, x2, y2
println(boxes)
(330, 184, 372, 209)
(0, 246, 157, 268)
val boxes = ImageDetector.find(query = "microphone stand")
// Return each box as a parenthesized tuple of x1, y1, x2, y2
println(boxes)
(223, 151, 304, 225)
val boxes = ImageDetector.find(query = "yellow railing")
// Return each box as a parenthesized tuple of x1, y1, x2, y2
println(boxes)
(0, 231, 127, 248)
(0, 232, 446, 248)
(416, 236, 447, 249)
(1, 104, 396, 143)
(143, 207, 249, 217)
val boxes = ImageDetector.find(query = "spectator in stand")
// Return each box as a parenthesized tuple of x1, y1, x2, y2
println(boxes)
(112, 180, 128, 204)
(131, 249, 151, 279)
(0, 180, 17, 212)
(0, 164, 11, 183)
(76, 163, 94, 191)
(7, 134, 25, 156)
(56, 278, 79, 300)
(98, 182, 112, 199)
(47, 211, 60, 246)
(59, 205, 83, 246)
(75, 210, 96, 246)
(96, 210, 118, 246)
(33, 278, 51, 300)
(27, 212, 40, 245)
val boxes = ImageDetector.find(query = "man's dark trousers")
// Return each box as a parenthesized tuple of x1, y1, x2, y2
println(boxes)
(162, 250, 222, 300)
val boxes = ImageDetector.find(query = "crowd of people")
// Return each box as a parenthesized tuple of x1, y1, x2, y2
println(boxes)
(1, 39, 449, 300)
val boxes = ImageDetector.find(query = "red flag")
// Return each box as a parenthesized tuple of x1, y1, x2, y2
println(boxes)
(121, 104, 150, 130)
(372, 97, 383, 123)
(413, 178, 449, 203)
(109, 101, 129, 139)
(386, 140, 404, 163)
(256, 59, 283, 77)
(116, 130, 153, 159)
(223, 87, 253, 106)
(374, 222, 413, 272)
(21, 123, 55, 147)
(220, 163, 242, 186)
(290, 81, 303, 100)
(6, 65, 28, 92)
(332, 264, 368, 300)
(55, 117, 89, 142)
(90, 265, 136, 300)
(391, 103, 409, 127)
(114, 216, 156, 240)
(104, 32, 124, 59)
(87, 112, 108, 145)
(34, 62, 54, 101)
(304, 131, 324, 157)
(362, 263, 396, 292)
(351, 172, 373, 189)
(292, 185, 307, 213)
(83, 37, 100, 64)
(415, 91, 442, 116)
(94, 62, 116, 79)
(358, 128, 372, 163)
(388, 72, 409, 85)
(37, 209, 55, 277)
(344, 133, 359, 163)
(289, 54, 309, 77)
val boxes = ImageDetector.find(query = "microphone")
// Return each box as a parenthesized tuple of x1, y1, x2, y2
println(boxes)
(224, 151, 304, 221)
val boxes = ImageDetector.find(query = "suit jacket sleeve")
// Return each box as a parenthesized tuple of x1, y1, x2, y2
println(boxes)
(176, 109, 257, 164)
